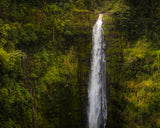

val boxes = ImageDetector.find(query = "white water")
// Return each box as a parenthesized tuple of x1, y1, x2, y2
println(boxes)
(88, 14, 107, 128)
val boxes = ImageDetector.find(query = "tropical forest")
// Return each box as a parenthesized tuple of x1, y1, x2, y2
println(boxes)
(0, 0, 160, 128)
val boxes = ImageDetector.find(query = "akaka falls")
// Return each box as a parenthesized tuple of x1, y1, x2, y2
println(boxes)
(88, 14, 107, 128)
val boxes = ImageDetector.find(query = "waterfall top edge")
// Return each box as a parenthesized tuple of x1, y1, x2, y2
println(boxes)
(98, 14, 103, 21)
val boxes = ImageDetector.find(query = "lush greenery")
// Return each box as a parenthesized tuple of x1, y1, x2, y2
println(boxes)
(103, 0, 160, 127)
(0, 0, 160, 128)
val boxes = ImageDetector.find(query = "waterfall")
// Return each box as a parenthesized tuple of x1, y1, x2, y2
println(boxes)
(88, 14, 107, 128)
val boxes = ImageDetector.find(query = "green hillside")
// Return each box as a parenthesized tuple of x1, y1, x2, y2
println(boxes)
(0, 0, 160, 128)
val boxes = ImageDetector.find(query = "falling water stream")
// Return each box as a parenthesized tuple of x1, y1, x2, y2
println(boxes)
(88, 14, 107, 128)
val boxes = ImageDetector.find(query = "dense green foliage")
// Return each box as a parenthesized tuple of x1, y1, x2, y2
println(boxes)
(103, 0, 160, 127)
(0, 0, 160, 128)
(0, 0, 99, 127)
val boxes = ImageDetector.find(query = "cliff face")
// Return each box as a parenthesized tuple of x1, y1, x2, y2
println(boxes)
(103, 14, 124, 128)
